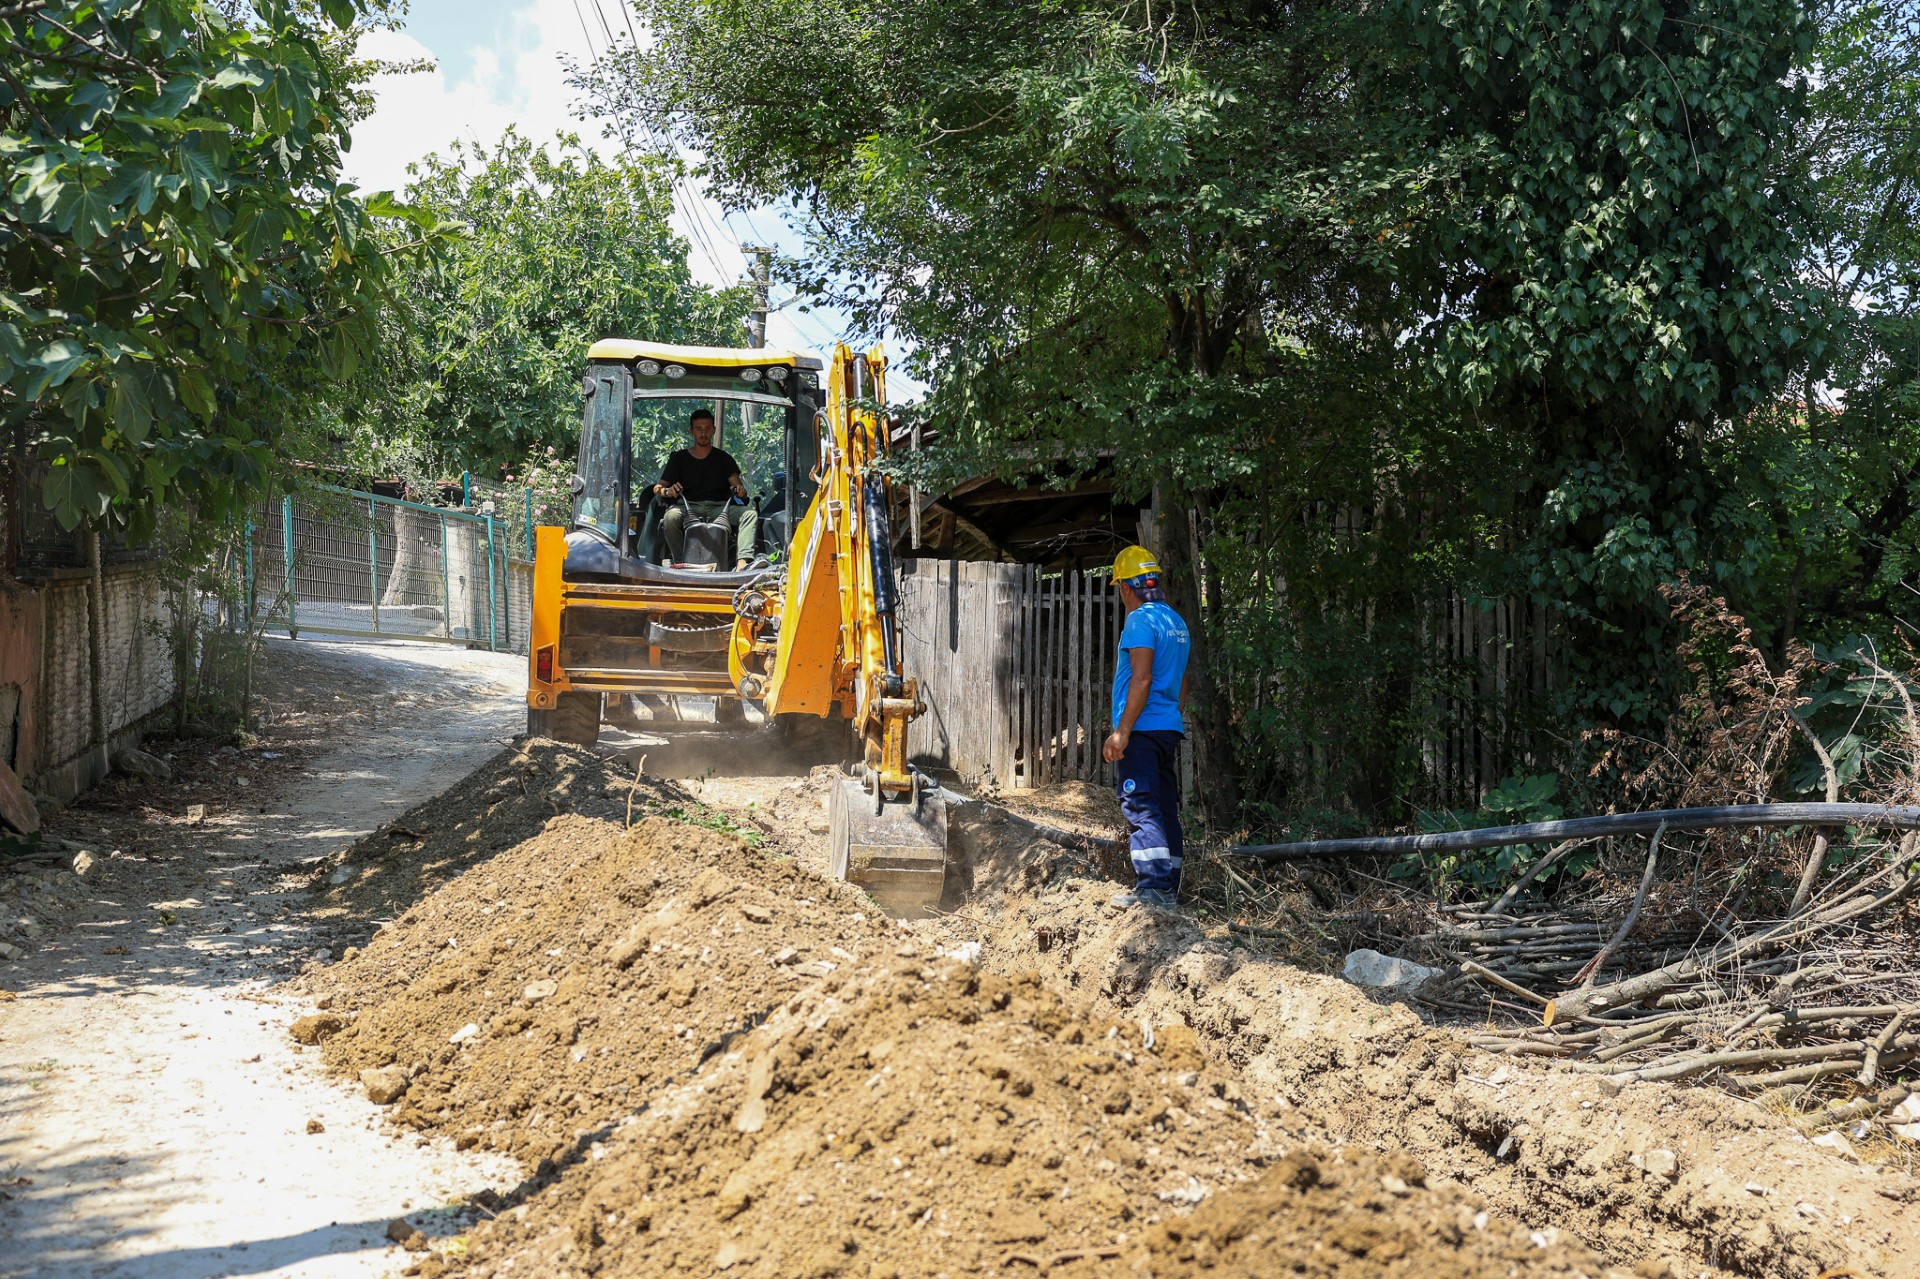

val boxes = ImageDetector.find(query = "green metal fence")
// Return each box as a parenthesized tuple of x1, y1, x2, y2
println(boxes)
(248, 485, 512, 650)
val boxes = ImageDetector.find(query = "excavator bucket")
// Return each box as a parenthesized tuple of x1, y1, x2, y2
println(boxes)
(828, 777, 949, 919)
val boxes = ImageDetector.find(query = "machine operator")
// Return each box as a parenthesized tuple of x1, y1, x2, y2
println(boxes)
(652, 408, 758, 570)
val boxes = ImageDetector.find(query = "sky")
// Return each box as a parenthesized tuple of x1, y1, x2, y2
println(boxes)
(342, 0, 924, 393)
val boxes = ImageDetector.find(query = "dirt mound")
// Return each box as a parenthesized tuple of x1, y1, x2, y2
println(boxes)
(970, 878, 1920, 1279)
(305, 740, 652, 931)
(308, 810, 897, 1165)
(301, 780, 1622, 1279)
(1111, 1149, 1628, 1279)
(457, 959, 1623, 1279)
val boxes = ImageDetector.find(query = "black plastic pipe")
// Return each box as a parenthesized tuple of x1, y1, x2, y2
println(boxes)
(1229, 804, 1920, 863)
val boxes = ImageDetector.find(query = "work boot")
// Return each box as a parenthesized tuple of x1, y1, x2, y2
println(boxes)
(1109, 888, 1178, 910)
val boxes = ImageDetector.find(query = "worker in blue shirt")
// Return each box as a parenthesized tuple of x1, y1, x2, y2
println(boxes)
(1101, 545, 1191, 909)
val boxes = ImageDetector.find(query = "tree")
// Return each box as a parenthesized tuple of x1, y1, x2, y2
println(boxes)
(326, 130, 748, 476)
(588, 0, 1882, 831)
(583, 0, 1439, 820)
(1403, 0, 1829, 726)
(0, 0, 439, 538)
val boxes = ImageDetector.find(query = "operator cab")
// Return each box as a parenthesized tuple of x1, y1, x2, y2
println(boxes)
(564, 340, 825, 584)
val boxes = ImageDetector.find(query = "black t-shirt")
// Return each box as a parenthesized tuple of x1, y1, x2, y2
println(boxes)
(658, 447, 742, 503)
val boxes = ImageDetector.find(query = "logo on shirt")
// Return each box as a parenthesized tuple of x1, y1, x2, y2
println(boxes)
(1122, 778, 1137, 794)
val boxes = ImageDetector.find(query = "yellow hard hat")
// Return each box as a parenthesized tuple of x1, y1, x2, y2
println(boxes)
(1113, 545, 1161, 582)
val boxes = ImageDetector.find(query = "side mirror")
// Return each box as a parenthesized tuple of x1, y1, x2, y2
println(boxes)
(568, 475, 587, 495)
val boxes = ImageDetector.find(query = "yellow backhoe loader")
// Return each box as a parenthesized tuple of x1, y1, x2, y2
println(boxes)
(526, 339, 947, 916)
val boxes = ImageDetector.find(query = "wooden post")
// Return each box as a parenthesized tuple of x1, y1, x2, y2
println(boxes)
(1073, 570, 1090, 778)
(1037, 575, 1054, 786)
(86, 529, 107, 759)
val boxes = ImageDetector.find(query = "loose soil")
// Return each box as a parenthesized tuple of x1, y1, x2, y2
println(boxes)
(305, 766, 1632, 1278)
(11, 641, 1917, 1279)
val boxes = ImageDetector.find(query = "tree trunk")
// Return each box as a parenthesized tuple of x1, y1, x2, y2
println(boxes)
(380, 506, 444, 613)
(1158, 485, 1241, 830)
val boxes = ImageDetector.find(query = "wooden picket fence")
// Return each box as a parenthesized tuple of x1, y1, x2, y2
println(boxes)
(896, 555, 1558, 806)
(896, 558, 1123, 789)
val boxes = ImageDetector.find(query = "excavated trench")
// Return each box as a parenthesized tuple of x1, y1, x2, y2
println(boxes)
(294, 742, 1918, 1279)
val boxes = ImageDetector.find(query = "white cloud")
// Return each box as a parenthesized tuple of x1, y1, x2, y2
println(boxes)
(344, 2, 586, 194)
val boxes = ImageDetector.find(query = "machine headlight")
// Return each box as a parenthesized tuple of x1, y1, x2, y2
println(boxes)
(765, 366, 789, 383)
(664, 364, 686, 379)
(738, 367, 762, 383)
(637, 359, 660, 375)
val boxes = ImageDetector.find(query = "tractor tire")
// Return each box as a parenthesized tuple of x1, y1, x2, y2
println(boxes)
(545, 691, 602, 745)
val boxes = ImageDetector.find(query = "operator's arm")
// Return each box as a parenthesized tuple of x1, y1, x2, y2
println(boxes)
(654, 454, 682, 498)
(727, 468, 748, 499)
(1102, 648, 1154, 763)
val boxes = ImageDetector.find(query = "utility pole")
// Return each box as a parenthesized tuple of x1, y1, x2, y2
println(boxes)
(743, 245, 772, 348)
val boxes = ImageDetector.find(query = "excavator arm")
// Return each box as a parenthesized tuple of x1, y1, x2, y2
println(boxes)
(733, 344, 948, 916)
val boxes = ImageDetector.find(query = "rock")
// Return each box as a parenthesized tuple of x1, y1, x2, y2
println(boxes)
(0, 942, 23, 961)
(523, 979, 558, 1003)
(773, 947, 801, 966)
(740, 903, 773, 924)
(607, 905, 684, 969)
(715, 1169, 753, 1219)
(806, 817, 830, 835)
(306, 1118, 325, 1134)
(289, 1013, 344, 1044)
(185, 804, 207, 824)
(1891, 1093, 1920, 1143)
(70, 851, 94, 878)
(361, 1065, 409, 1105)
(384, 1218, 428, 1250)
(316, 993, 335, 1011)
(1342, 948, 1444, 993)
(328, 866, 354, 886)
(112, 747, 172, 785)
(1812, 1131, 1855, 1158)
(1641, 1148, 1678, 1180)
(449, 1022, 480, 1045)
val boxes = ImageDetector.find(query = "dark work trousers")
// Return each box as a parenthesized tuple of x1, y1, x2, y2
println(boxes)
(1116, 729, 1184, 896)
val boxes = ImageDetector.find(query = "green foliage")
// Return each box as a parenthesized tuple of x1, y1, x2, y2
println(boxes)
(325, 130, 748, 475)
(594, 0, 1908, 843)
(0, 0, 443, 535)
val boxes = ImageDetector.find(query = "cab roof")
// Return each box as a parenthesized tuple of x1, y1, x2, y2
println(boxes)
(587, 339, 825, 370)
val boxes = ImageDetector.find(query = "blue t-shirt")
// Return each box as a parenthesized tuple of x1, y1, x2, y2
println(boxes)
(1111, 601, 1190, 733)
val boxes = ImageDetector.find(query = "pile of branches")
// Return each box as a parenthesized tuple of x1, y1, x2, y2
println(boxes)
(1405, 593, 1920, 1119)
(1419, 827, 1918, 1108)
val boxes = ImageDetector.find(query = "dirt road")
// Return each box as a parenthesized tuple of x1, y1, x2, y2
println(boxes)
(0, 639, 526, 1279)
